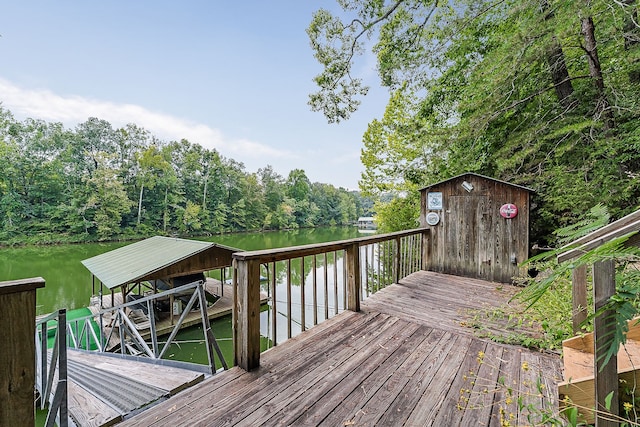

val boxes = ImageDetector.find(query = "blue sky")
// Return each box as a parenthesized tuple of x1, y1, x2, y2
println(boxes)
(0, 1, 388, 189)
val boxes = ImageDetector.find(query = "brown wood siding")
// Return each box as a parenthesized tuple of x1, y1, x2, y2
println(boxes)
(420, 174, 530, 283)
(139, 246, 235, 281)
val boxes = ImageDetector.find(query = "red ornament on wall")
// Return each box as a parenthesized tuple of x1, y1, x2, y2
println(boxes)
(500, 203, 518, 219)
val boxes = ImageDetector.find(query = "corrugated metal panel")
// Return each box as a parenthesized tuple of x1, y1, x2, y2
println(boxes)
(81, 236, 237, 290)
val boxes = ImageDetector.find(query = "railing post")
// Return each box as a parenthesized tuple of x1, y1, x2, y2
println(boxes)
(233, 258, 261, 371)
(572, 264, 588, 334)
(345, 243, 361, 311)
(394, 237, 401, 284)
(421, 228, 429, 271)
(593, 260, 618, 427)
(0, 277, 45, 427)
(54, 309, 68, 427)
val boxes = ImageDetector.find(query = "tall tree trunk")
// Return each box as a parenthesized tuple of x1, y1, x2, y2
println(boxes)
(623, 0, 640, 82)
(137, 183, 144, 225)
(540, 0, 575, 107)
(163, 186, 168, 232)
(581, 16, 615, 130)
(547, 39, 575, 107)
(202, 171, 209, 210)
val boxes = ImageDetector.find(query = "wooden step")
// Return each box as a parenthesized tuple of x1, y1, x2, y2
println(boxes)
(559, 318, 640, 423)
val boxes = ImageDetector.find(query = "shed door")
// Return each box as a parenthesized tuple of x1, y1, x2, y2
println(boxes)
(444, 195, 492, 280)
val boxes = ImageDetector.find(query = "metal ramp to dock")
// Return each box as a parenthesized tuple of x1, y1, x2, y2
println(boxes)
(36, 278, 253, 427)
(59, 349, 205, 427)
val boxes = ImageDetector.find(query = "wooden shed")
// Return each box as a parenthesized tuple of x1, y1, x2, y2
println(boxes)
(419, 173, 533, 283)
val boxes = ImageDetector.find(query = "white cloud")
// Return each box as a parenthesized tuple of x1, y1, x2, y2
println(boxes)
(0, 78, 294, 163)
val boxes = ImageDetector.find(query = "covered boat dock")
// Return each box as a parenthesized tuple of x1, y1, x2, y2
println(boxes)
(81, 236, 241, 332)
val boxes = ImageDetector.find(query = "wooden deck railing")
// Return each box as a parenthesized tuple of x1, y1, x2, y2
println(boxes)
(232, 228, 429, 371)
(558, 209, 640, 427)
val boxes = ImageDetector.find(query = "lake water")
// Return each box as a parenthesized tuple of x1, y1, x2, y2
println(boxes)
(0, 227, 364, 315)
(2, 227, 368, 367)
(4, 227, 375, 425)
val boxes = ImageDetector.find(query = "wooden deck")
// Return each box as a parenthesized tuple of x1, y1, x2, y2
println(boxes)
(120, 271, 564, 427)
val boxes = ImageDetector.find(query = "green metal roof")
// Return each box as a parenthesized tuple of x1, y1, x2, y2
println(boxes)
(81, 236, 239, 290)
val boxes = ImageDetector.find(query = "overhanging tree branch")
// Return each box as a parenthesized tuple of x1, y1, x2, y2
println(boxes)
(489, 74, 591, 120)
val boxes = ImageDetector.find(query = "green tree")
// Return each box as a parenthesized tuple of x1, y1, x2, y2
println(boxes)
(0, 102, 373, 242)
(114, 123, 152, 187)
(309, 0, 640, 236)
(286, 169, 312, 201)
(134, 145, 171, 226)
(243, 173, 267, 230)
(258, 165, 285, 211)
(83, 153, 134, 240)
(71, 118, 117, 179)
(286, 169, 315, 227)
(177, 200, 202, 233)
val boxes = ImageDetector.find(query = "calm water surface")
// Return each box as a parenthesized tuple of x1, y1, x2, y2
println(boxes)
(0, 226, 363, 315)
(12, 227, 372, 424)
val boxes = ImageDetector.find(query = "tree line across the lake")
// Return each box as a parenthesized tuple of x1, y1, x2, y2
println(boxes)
(0, 106, 375, 244)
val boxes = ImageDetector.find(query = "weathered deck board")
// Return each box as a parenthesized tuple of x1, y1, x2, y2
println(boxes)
(362, 330, 467, 426)
(67, 380, 122, 427)
(120, 270, 563, 427)
(311, 328, 446, 427)
(430, 339, 488, 427)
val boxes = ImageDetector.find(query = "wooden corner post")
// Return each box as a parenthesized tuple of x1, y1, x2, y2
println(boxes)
(233, 258, 261, 371)
(421, 229, 429, 271)
(593, 260, 618, 427)
(345, 243, 361, 312)
(572, 264, 588, 334)
(393, 237, 401, 284)
(0, 277, 46, 427)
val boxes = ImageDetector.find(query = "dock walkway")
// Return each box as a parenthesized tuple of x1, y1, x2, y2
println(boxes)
(57, 349, 204, 427)
(120, 271, 564, 427)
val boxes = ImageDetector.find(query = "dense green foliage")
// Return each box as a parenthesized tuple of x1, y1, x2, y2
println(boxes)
(309, 0, 640, 242)
(0, 107, 373, 244)
(516, 205, 640, 422)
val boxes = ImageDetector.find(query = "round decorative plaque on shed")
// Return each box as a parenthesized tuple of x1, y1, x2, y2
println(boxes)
(426, 212, 440, 226)
(499, 203, 518, 219)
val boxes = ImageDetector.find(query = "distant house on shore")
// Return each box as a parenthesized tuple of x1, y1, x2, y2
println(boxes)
(357, 216, 376, 229)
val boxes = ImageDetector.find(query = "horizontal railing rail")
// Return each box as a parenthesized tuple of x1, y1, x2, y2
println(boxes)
(232, 228, 429, 371)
